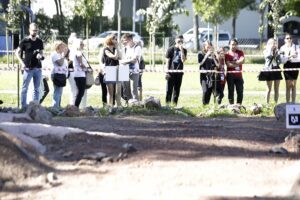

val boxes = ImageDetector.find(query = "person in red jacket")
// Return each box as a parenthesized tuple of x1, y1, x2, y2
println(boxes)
(225, 38, 245, 104)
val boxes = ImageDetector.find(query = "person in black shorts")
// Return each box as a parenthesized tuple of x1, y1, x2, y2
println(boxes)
(258, 38, 282, 103)
(279, 34, 300, 103)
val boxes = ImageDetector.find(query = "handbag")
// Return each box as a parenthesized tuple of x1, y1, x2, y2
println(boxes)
(94, 72, 101, 86)
(81, 54, 95, 89)
(85, 67, 94, 89)
(53, 73, 66, 87)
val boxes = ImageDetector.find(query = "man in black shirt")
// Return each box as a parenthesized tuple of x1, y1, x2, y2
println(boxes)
(165, 35, 187, 106)
(15, 23, 44, 109)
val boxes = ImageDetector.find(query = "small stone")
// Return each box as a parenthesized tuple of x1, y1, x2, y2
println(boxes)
(269, 146, 288, 154)
(62, 151, 73, 158)
(77, 159, 97, 165)
(102, 156, 114, 163)
(46, 172, 60, 186)
(82, 152, 107, 161)
(122, 143, 137, 153)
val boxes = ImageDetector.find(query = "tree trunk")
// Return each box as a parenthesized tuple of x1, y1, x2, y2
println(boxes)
(232, 16, 236, 39)
(58, 0, 64, 34)
(53, 0, 59, 17)
(117, 0, 121, 42)
(86, 18, 89, 59)
(193, 14, 199, 52)
(259, 0, 265, 49)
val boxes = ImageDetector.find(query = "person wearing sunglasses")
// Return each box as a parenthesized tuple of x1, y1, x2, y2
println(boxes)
(280, 33, 300, 103)
(165, 35, 187, 107)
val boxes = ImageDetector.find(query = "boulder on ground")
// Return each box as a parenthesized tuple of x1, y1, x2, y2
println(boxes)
(26, 101, 52, 123)
(144, 96, 161, 110)
(274, 103, 300, 122)
(64, 105, 81, 117)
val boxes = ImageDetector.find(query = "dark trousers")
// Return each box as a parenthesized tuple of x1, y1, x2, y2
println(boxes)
(215, 81, 225, 105)
(74, 77, 86, 107)
(226, 74, 244, 104)
(99, 73, 107, 104)
(39, 78, 49, 104)
(201, 80, 213, 105)
(166, 73, 183, 105)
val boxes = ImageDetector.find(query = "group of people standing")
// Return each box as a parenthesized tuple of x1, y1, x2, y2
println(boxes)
(165, 33, 300, 106)
(16, 23, 143, 110)
(165, 36, 245, 106)
(15, 23, 300, 110)
(258, 33, 300, 104)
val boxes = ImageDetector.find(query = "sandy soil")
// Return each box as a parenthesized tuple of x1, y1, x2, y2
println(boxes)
(1, 114, 300, 200)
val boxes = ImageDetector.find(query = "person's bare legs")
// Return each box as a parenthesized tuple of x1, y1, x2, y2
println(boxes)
(266, 81, 272, 104)
(273, 80, 280, 103)
(292, 80, 297, 103)
(107, 84, 115, 106)
(286, 80, 292, 103)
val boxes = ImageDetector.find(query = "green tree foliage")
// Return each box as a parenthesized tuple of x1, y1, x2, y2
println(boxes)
(192, 0, 238, 25)
(138, 0, 188, 36)
(70, 0, 104, 39)
(285, 0, 300, 16)
(259, 0, 292, 38)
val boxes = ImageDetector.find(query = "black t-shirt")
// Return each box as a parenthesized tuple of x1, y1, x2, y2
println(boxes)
(19, 37, 44, 68)
(102, 47, 119, 66)
(198, 52, 216, 81)
(166, 46, 187, 71)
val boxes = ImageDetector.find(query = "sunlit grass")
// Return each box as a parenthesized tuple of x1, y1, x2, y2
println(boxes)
(1, 63, 299, 117)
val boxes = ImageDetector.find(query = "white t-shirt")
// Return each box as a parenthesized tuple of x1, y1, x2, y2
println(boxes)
(280, 44, 300, 63)
(72, 50, 88, 77)
(124, 45, 142, 74)
(51, 51, 68, 76)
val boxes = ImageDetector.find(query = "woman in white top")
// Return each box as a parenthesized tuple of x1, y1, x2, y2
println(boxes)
(258, 38, 282, 104)
(280, 34, 300, 103)
(72, 39, 88, 107)
(51, 41, 68, 108)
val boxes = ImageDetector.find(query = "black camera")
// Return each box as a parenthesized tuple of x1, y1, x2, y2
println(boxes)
(33, 49, 45, 60)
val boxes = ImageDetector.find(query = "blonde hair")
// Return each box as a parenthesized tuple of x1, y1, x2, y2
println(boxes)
(53, 40, 66, 51)
(265, 38, 276, 50)
(104, 34, 116, 47)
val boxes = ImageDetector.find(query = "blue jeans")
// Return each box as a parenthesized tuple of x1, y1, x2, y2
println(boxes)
(21, 68, 42, 109)
(52, 74, 64, 108)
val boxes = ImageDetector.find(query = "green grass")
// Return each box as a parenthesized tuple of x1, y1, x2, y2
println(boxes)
(1, 63, 299, 117)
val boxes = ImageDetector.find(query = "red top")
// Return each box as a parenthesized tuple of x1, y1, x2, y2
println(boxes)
(225, 49, 244, 78)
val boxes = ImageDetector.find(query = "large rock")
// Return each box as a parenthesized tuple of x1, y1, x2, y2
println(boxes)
(274, 103, 300, 122)
(26, 101, 52, 123)
(64, 105, 81, 117)
(144, 96, 161, 110)
(0, 130, 51, 182)
(283, 133, 300, 153)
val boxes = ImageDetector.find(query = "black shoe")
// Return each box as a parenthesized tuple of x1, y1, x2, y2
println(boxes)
(0, 100, 3, 104)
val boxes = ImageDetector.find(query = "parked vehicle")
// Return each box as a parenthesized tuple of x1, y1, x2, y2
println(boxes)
(83, 30, 143, 50)
(182, 27, 212, 42)
(183, 29, 231, 50)
(200, 31, 231, 49)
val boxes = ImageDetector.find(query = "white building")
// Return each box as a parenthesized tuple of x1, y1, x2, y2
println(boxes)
(173, 0, 267, 39)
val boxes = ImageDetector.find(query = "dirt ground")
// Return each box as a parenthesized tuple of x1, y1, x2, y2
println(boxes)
(1, 114, 300, 200)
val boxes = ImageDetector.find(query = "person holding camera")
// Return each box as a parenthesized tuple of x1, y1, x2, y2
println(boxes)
(280, 33, 300, 103)
(51, 41, 68, 108)
(15, 23, 44, 110)
(165, 35, 187, 107)
(258, 38, 282, 104)
(198, 41, 218, 105)
(225, 38, 245, 105)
